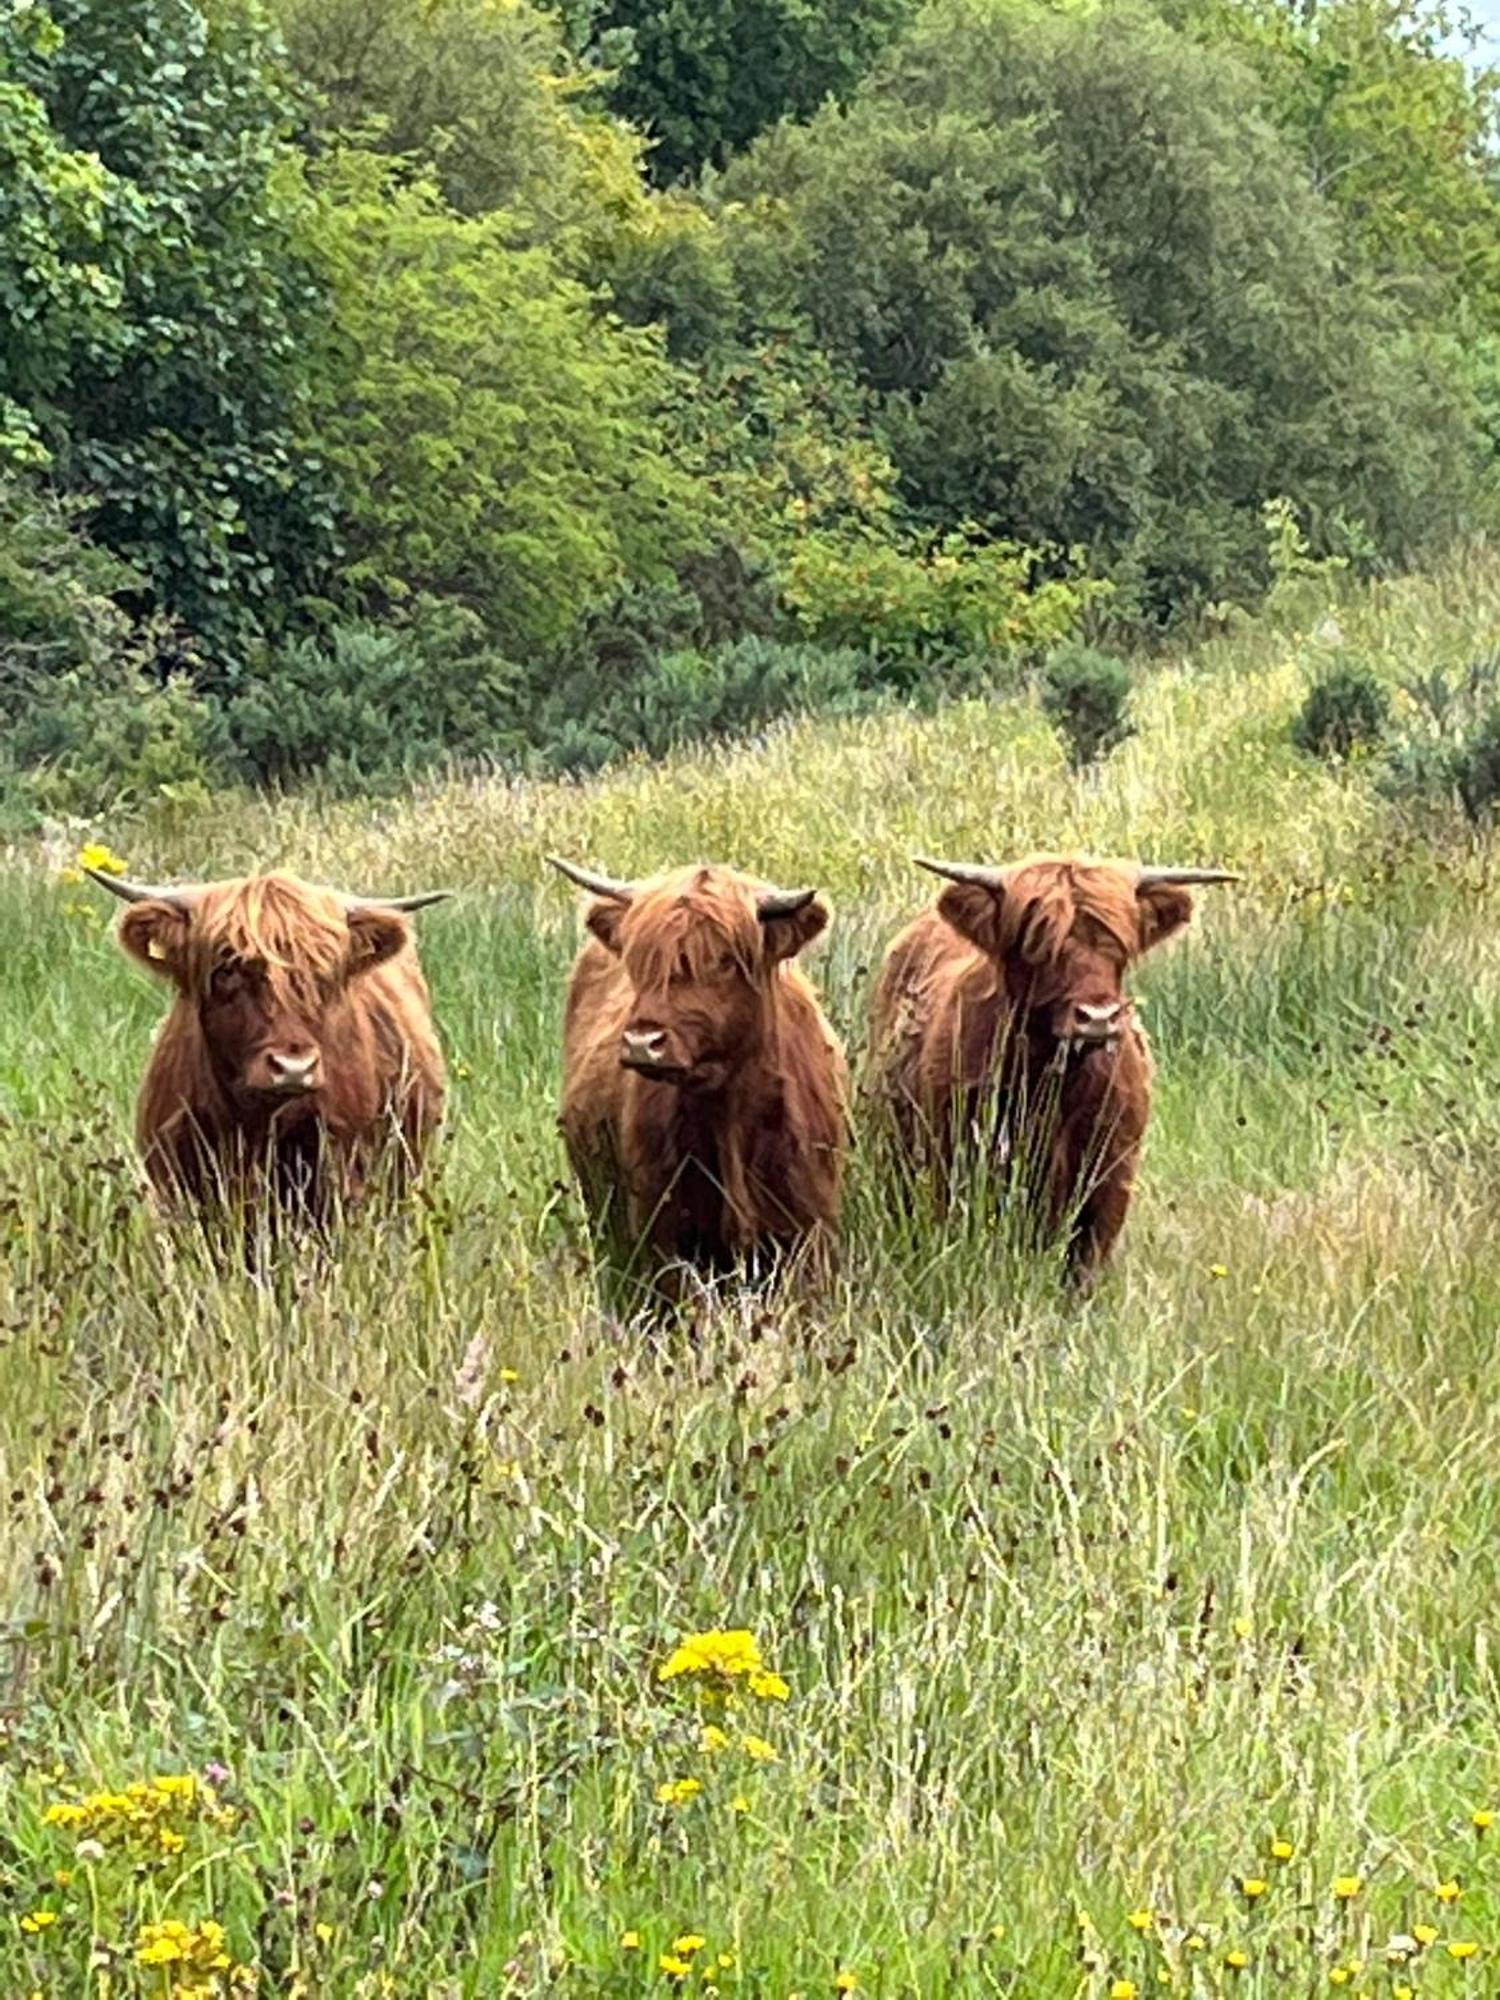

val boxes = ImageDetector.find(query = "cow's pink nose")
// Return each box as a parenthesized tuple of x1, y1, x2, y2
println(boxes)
(1073, 1001, 1124, 1037)
(621, 1028, 667, 1066)
(269, 1050, 319, 1085)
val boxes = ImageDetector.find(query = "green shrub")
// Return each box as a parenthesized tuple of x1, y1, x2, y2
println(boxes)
(219, 613, 526, 791)
(1039, 645, 1134, 771)
(1376, 655, 1500, 827)
(1291, 658, 1391, 761)
(530, 634, 879, 774)
(0, 475, 221, 823)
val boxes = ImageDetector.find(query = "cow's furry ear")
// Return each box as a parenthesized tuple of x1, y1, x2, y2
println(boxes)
(761, 895, 828, 963)
(1136, 882, 1194, 953)
(118, 901, 191, 981)
(347, 905, 409, 974)
(585, 899, 626, 953)
(936, 880, 1005, 955)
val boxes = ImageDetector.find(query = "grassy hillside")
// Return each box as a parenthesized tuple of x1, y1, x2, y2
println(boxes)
(3, 550, 1500, 1996)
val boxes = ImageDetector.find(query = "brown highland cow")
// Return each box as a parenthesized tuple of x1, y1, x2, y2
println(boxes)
(868, 854, 1237, 1286)
(550, 857, 847, 1288)
(87, 866, 448, 1221)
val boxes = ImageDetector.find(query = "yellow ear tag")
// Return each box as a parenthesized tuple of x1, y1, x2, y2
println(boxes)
(147, 939, 167, 960)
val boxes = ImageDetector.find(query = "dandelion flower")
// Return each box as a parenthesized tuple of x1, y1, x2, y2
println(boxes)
(1209, 1264, 1228, 1279)
(1414, 1924, 1439, 1946)
(1269, 1838, 1294, 1862)
(1329, 1970, 1353, 1987)
(718, 1953, 736, 1969)
(1223, 1949, 1248, 1969)
(834, 1973, 858, 1993)
(620, 1932, 641, 1952)
(1232, 1615, 1253, 1639)
(700, 1726, 730, 1754)
(19, 1912, 58, 1935)
(741, 1734, 778, 1763)
(1127, 1909, 1154, 1932)
(1240, 1878, 1267, 1899)
(1110, 1982, 1138, 1999)
(315, 1923, 335, 1945)
(655, 1778, 703, 1807)
(659, 1630, 765, 1684)
(748, 1669, 790, 1701)
(1435, 1880, 1462, 1903)
(659, 1954, 692, 1979)
(672, 1935, 706, 1956)
(730, 1794, 750, 1813)
(1472, 1808, 1495, 1831)
(1395, 1988, 1413, 1999)
(1447, 1941, 1479, 1960)
(1331, 1876, 1363, 1900)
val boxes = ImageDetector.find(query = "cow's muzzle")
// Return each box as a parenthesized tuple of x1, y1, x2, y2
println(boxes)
(260, 1050, 322, 1096)
(620, 1029, 687, 1082)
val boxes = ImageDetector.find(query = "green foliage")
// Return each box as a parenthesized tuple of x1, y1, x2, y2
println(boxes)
(1176, 0, 1500, 326)
(718, 0, 1484, 622)
(218, 613, 526, 792)
(1291, 658, 1391, 763)
(304, 151, 700, 659)
(1039, 644, 1134, 772)
(783, 528, 1099, 676)
(0, 0, 338, 651)
(589, 0, 916, 183)
(1379, 654, 1500, 826)
(272, 0, 647, 242)
(528, 631, 880, 772)
(0, 476, 219, 822)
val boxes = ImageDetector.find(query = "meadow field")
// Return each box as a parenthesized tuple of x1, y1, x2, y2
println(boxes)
(5, 552, 1500, 1997)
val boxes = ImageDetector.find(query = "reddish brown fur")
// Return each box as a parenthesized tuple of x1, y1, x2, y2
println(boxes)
(559, 864, 847, 1285)
(115, 872, 445, 1218)
(868, 857, 1197, 1284)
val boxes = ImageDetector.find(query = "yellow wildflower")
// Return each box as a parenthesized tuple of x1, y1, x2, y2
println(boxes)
(1395, 1988, 1413, 1999)
(1329, 1971, 1353, 1988)
(1127, 1909, 1154, 1932)
(53, 1870, 72, 1887)
(748, 1669, 790, 1702)
(1269, 1838, 1295, 1861)
(659, 1630, 765, 1683)
(741, 1734, 778, 1763)
(1331, 1876, 1363, 1900)
(834, 1975, 858, 1994)
(159, 1826, 186, 1854)
(718, 1953, 736, 1969)
(1110, 1983, 1138, 2000)
(19, 1911, 58, 1934)
(315, 1922, 335, 1945)
(1240, 1878, 1267, 1899)
(1447, 1941, 1479, 1960)
(1186, 1935, 1205, 1951)
(1414, 1925, 1439, 1946)
(672, 1935, 707, 1956)
(700, 1726, 731, 1754)
(1223, 1949, 1248, 1969)
(655, 1778, 703, 1807)
(1435, 1880, 1462, 1903)
(730, 1794, 750, 1814)
(1232, 1615, 1253, 1639)
(621, 1932, 642, 1951)
(1473, 1808, 1496, 1831)
(1209, 1264, 1228, 1278)
(660, 1954, 692, 1979)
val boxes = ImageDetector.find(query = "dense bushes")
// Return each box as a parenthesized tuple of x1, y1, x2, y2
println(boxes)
(4, 0, 1500, 822)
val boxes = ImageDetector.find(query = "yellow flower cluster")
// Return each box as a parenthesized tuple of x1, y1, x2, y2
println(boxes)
(44, 1773, 235, 1854)
(133, 1917, 254, 1995)
(60, 842, 128, 889)
(653, 1932, 737, 1981)
(658, 1628, 790, 1703)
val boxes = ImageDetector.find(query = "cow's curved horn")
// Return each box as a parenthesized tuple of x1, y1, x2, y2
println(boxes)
(1136, 866, 1242, 887)
(547, 855, 636, 901)
(756, 886, 817, 921)
(346, 891, 452, 914)
(83, 866, 195, 909)
(913, 856, 1007, 889)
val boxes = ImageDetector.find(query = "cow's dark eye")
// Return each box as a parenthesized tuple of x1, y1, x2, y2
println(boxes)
(209, 962, 244, 998)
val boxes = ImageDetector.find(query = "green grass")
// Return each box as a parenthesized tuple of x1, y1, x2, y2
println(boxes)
(5, 551, 1500, 1997)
